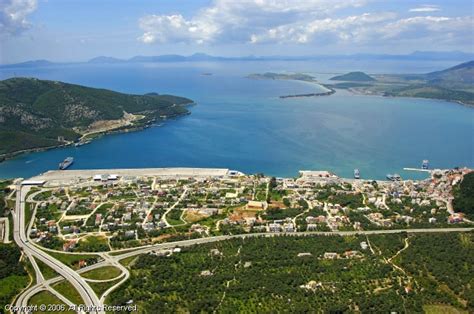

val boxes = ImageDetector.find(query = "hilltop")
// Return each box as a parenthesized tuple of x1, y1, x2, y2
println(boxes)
(330, 71, 376, 82)
(0, 78, 192, 156)
(247, 72, 316, 82)
(331, 61, 474, 105)
(426, 60, 474, 87)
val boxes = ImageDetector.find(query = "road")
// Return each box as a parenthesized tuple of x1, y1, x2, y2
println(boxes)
(13, 184, 104, 314)
(12, 178, 474, 310)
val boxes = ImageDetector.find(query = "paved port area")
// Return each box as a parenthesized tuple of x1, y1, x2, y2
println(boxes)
(29, 168, 231, 185)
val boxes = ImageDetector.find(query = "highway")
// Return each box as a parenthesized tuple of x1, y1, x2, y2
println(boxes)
(13, 184, 104, 314)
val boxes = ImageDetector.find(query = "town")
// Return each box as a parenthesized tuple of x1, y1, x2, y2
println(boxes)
(11, 167, 472, 253)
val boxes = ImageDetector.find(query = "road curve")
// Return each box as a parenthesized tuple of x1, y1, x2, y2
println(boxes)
(13, 185, 104, 314)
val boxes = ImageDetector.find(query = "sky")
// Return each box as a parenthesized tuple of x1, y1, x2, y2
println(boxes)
(0, 0, 473, 63)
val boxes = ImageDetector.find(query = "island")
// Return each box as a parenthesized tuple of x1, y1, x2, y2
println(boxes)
(330, 71, 376, 82)
(327, 61, 474, 106)
(0, 78, 193, 159)
(247, 72, 335, 98)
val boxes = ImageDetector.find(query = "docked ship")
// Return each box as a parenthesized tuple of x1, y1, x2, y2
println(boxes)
(386, 173, 401, 181)
(354, 169, 360, 179)
(59, 157, 74, 170)
(422, 159, 429, 169)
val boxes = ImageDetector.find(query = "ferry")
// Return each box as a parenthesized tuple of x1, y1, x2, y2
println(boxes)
(59, 157, 74, 170)
(354, 169, 360, 179)
(386, 173, 401, 181)
(422, 159, 429, 169)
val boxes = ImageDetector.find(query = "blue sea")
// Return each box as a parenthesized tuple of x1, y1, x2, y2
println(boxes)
(0, 60, 473, 180)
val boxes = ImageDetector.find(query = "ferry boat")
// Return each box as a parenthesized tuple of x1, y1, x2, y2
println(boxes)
(59, 157, 74, 170)
(354, 169, 360, 179)
(422, 159, 429, 169)
(386, 173, 401, 181)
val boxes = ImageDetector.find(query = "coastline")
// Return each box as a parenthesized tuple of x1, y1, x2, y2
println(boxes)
(0, 108, 193, 164)
(347, 87, 474, 108)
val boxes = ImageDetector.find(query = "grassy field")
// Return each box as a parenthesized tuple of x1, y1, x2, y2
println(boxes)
(52, 280, 83, 305)
(81, 266, 122, 280)
(28, 290, 75, 314)
(89, 277, 123, 297)
(76, 235, 110, 252)
(45, 251, 101, 270)
(34, 258, 60, 280)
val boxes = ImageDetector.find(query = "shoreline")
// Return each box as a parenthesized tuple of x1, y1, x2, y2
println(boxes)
(279, 83, 335, 98)
(0, 109, 192, 164)
(347, 87, 474, 108)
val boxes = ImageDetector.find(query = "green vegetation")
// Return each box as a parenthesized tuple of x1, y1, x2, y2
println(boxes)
(0, 244, 30, 311)
(52, 280, 84, 305)
(0, 77, 192, 155)
(331, 61, 474, 105)
(45, 251, 101, 270)
(28, 291, 74, 314)
(453, 172, 474, 219)
(248, 72, 315, 82)
(76, 235, 110, 252)
(109, 232, 473, 313)
(81, 266, 122, 280)
(0, 180, 12, 217)
(385, 85, 474, 105)
(89, 277, 123, 297)
(330, 71, 376, 82)
(166, 209, 184, 225)
(34, 257, 60, 280)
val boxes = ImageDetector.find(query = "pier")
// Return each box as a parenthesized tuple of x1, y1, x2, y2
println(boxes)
(403, 167, 432, 173)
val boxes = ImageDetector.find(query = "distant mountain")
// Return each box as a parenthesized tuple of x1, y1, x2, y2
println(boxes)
(0, 78, 192, 156)
(3, 51, 474, 67)
(330, 72, 376, 82)
(0, 59, 55, 68)
(88, 56, 124, 63)
(426, 60, 474, 85)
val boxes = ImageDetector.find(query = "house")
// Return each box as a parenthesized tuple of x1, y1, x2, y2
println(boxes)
(343, 250, 361, 258)
(62, 240, 77, 252)
(448, 213, 464, 224)
(306, 224, 318, 231)
(323, 252, 339, 259)
(95, 214, 102, 226)
(268, 223, 281, 232)
(283, 223, 295, 232)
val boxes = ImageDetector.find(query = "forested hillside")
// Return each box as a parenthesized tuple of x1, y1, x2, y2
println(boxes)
(108, 232, 473, 313)
(0, 78, 192, 155)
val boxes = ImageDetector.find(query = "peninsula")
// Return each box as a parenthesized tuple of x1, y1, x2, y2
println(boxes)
(247, 72, 335, 98)
(0, 78, 193, 159)
(327, 61, 474, 106)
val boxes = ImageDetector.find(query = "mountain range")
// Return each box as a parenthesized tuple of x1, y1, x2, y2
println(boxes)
(2, 51, 474, 67)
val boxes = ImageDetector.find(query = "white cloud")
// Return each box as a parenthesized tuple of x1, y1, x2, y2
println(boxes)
(138, 0, 367, 44)
(409, 5, 440, 13)
(137, 0, 470, 49)
(0, 0, 37, 36)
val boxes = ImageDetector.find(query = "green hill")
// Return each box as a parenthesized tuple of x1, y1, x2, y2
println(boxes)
(248, 72, 315, 82)
(0, 77, 192, 156)
(330, 71, 376, 82)
(426, 60, 474, 87)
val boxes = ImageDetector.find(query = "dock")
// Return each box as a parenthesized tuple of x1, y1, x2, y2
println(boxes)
(403, 167, 432, 173)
